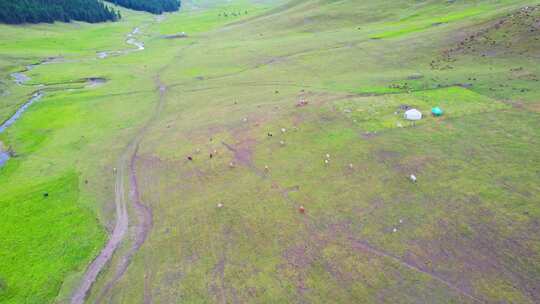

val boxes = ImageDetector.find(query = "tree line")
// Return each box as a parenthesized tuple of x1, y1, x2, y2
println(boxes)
(105, 0, 180, 15)
(0, 0, 120, 24)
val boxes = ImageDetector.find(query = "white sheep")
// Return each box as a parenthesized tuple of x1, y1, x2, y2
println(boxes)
(410, 174, 417, 183)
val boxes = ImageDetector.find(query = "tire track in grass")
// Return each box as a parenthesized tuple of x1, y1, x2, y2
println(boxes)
(70, 21, 165, 303)
(222, 131, 485, 303)
(95, 78, 166, 303)
(349, 239, 486, 303)
(72, 27, 197, 300)
(72, 77, 166, 304)
(71, 156, 129, 304)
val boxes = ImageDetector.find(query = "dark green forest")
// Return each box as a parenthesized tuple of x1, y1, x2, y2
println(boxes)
(0, 0, 120, 24)
(0, 0, 182, 24)
(105, 0, 180, 14)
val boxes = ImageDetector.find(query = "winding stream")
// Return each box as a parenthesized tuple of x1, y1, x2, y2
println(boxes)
(1, 61, 44, 167)
(0, 150, 8, 167)
(10, 62, 38, 85)
(0, 92, 43, 166)
(98, 27, 145, 59)
(0, 92, 44, 134)
(2, 22, 155, 303)
(0, 26, 145, 169)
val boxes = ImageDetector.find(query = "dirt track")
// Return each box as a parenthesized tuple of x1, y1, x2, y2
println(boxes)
(70, 155, 129, 304)
(95, 79, 166, 303)
(70, 23, 166, 303)
(71, 78, 166, 304)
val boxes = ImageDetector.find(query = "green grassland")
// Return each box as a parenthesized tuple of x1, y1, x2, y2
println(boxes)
(0, 0, 539, 303)
(0, 6, 161, 303)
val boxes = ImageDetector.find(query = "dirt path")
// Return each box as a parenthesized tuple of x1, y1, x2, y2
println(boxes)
(349, 239, 485, 303)
(69, 19, 166, 302)
(71, 78, 166, 304)
(222, 134, 483, 303)
(71, 76, 166, 304)
(95, 78, 166, 303)
(70, 160, 129, 304)
(70, 14, 189, 300)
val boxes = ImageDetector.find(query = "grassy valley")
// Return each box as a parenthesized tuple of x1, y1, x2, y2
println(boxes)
(0, 0, 539, 303)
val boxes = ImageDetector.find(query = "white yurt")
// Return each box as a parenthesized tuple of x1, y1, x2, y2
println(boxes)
(404, 109, 422, 121)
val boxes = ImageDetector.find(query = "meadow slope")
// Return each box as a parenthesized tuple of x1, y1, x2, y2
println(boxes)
(0, 0, 539, 303)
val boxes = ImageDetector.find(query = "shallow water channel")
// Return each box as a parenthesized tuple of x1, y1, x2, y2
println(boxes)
(1, 27, 144, 169)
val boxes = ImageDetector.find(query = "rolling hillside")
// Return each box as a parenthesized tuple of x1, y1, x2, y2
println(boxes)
(0, 0, 539, 303)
